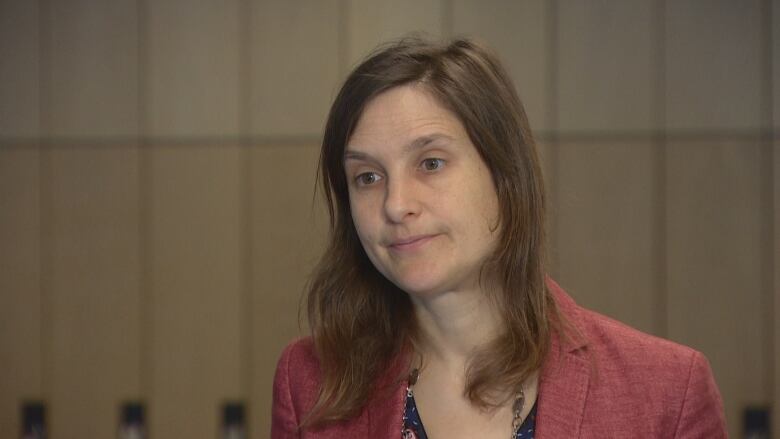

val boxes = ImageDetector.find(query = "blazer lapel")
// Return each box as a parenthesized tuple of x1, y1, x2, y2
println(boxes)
(366, 348, 412, 438)
(536, 339, 590, 438)
(536, 280, 592, 438)
(366, 382, 407, 438)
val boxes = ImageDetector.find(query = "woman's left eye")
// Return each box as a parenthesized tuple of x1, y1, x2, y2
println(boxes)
(421, 158, 445, 171)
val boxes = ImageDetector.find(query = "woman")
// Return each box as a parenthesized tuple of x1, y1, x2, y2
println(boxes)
(271, 37, 727, 438)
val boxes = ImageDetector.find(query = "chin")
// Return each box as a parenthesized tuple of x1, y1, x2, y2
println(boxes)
(396, 281, 441, 297)
(389, 268, 449, 296)
(390, 264, 484, 297)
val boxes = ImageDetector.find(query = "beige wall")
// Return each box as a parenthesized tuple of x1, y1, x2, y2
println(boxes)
(0, 1, 777, 438)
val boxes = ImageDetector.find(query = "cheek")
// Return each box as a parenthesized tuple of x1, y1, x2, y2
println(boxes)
(482, 190, 500, 229)
(460, 168, 500, 233)
(349, 196, 379, 244)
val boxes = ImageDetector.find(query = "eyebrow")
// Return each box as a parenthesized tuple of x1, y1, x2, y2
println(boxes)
(344, 133, 454, 161)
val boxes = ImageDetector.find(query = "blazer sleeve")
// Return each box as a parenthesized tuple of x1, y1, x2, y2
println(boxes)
(673, 351, 728, 439)
(271, 343, 300, 439)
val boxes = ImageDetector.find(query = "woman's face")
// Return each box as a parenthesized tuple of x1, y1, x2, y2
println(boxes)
(344, 84, 501, 297)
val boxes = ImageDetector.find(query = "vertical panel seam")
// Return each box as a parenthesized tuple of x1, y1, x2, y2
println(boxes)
(656, 0, 669, 339)
(338, 0, 350, 78)
(136, 0, 153, 422)
(38, 0, 52, 406)
(767, 0, 778, 433)
(546, 0, 560, 274)
(547, 0, 558, 135)
(441, 0, 453, 38)
(760, 139, 775, 404)
(760, 0, 773, 131)
(759, 0, 776, 412)
(239, 0, 251, 141)
(238, 0, 253, 432)
(240, 144, 253, 433)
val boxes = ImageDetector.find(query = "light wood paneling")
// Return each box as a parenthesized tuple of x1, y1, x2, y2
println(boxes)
(249, 144, 327, 437)
(249, 0, 340, 137)
(0, 148, 41, 438)
(452, 0, 550, 132)
(149, 145, 243, 438)
(146, 0, 241, 138)
(50, 0, 139, 138)
(535, 140, 555, 203)
(49, 147, 141, 437)
(557, 0, 657, 132)
(666, 140, 766, 438)
(346, 0, 443, 68)
(555, 141, 659, 334)
(535, 139, 558, 272)
(0, 1, 40, 138)
(665, 0, 763, 131)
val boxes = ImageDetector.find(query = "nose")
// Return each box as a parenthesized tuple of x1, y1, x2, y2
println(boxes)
(383, 176, 420, 223)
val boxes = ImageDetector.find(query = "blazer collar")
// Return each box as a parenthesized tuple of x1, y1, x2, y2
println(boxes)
(536, 279, 591, 438)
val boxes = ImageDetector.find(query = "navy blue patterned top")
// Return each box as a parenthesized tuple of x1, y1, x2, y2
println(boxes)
(402, 391, 537, 439)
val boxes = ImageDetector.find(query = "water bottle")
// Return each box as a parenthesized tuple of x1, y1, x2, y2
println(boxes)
(222, 402, 246, 439)
(743, 406, 770, 439)
(118, 402, 145, 439)
(21, 402, 45, 439)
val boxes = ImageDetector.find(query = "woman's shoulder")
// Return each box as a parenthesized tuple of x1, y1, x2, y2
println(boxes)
(549, 278, 701, 371)
(544, 279, 726, 437)
(578, 304, 700, 369)
(272, 336, 321, 435)
(278, 337, 319, 369)
(274, 336, 321, 394)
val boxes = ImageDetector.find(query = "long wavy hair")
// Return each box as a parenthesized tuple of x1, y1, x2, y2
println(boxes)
(304, 36, 557, 428)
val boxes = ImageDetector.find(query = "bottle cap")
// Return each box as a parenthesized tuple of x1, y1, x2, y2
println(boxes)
(223, 402, 245, 427)
(744, 406, 770, 433)
(122, 402, 144, 426)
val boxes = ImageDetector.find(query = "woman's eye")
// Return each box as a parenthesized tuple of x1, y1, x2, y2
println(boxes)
(421, 158, 445, 171)
(355, 172, 381, 186)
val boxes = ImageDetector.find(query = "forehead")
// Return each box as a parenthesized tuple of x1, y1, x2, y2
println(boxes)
(347, 85, 468, 150)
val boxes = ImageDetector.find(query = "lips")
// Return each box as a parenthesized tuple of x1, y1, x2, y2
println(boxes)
(387, 234, 438, 251)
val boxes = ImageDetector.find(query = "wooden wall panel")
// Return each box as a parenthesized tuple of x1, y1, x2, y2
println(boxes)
(555, 141, 659, 334)
(249, 0, 340, 137)
(535, 140, 558, 272)
(665, 0, 763, 131)
(49, 0, 139, 138)
(146, 0, 241, 138)
(666, 140, 766, 438)
(48, 147, 141, 437)
(149, 145, 243, 438)
(0, 148, 41, 438)
(451, 0, 550, 132)
(0, 1, 40, 139)
(774, 0, 780, 130)
(346, 0, 444, 68)
(249, 144, 327, 437)
(557, 0, 658, 132)
(774, 141, 779, 439)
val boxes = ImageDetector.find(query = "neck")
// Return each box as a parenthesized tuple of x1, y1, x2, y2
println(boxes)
(410, 285, 502, 374)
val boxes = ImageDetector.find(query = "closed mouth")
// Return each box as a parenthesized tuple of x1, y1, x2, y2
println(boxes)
(388, 234, 438, 250)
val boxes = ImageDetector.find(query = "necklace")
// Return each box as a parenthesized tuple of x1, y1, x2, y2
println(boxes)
(404, 368, 526, 439)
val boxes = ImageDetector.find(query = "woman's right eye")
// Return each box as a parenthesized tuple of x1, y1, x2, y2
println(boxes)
(355, 172, 382, 186)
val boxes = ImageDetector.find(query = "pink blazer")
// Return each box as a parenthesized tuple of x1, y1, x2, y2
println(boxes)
(271, 280, 727, 438)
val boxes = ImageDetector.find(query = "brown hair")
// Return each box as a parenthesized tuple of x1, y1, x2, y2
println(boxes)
(304, 36, 556, 427)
